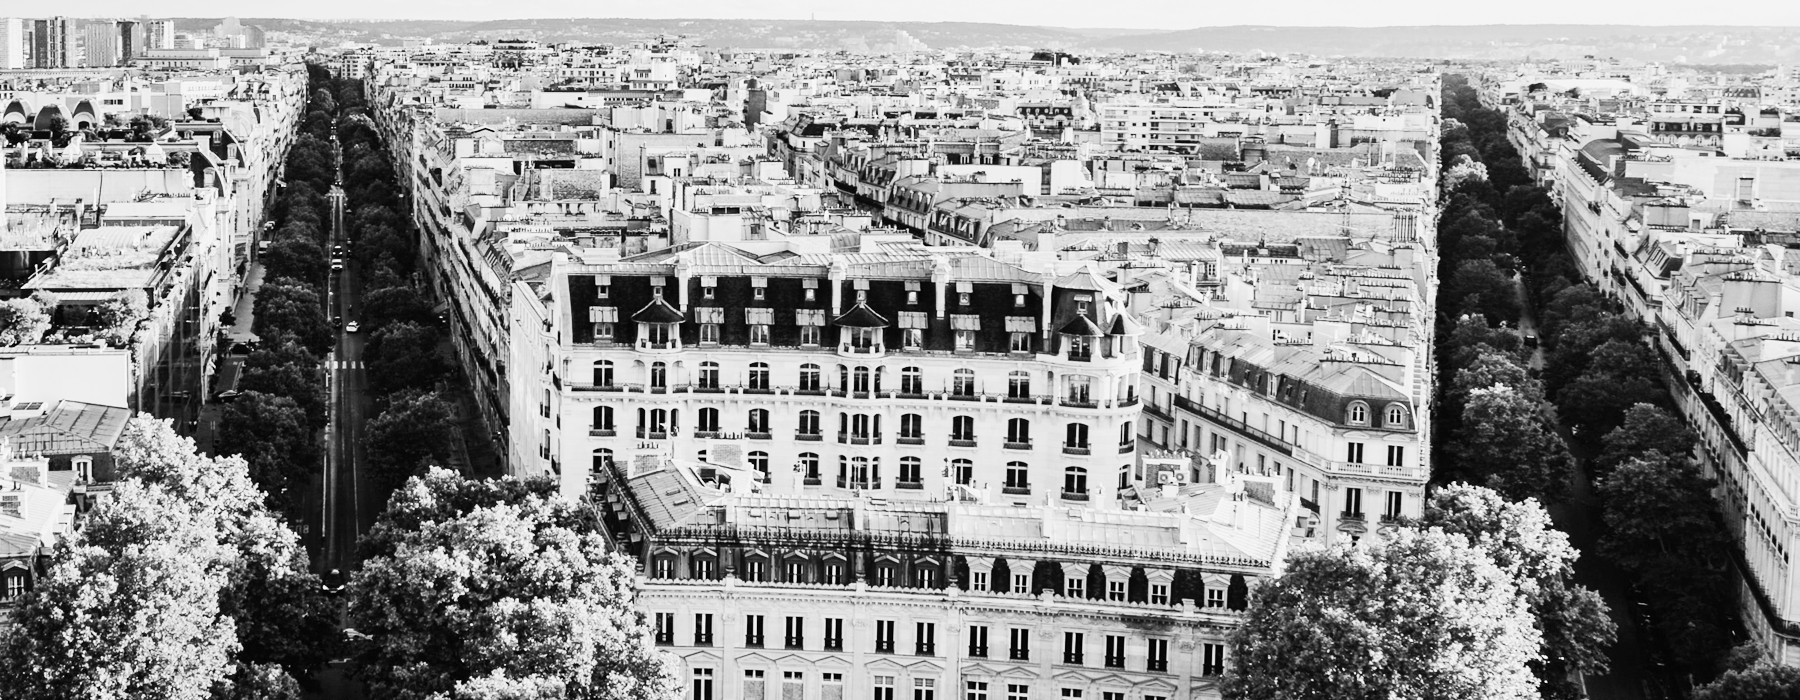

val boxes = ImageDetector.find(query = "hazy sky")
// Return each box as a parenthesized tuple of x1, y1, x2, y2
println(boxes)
(52, 0, 1800, 30)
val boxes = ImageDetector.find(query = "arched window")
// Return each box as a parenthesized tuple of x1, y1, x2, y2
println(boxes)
(1066, 423, 1090, 449)
(649, 361, 667, 389)
(951, 415, 975, 442)
(798, 410, 821, 436)
(1008, 370, 1031, 398)
(900, 413, 923, 440)
(591, 448, 613, 471)
(1384, 403, 1407, 428)
(592, 405, 613, 431)
(853, 366, 872, 393)
(952, 368, 976, 396)
(698, 361, 720, 389)
(1004, 461, 1030, 489)
(1006, 418, 1031, 445)
(697, 407, 720, 432)
(1347, 401, 1369, 425)
(1063, 466, 1089, 497)
(952, 458, 974, 485)
(748, 362, 770, 390)
(799, 452, 820, 480)
(899, 457, 923, 485)
(750, 451, 770, 482)
(901, 366, 923, 394)
(799, 363, 821, 391)
(747, 408, 770, 434)
(592, 360, 613, 387)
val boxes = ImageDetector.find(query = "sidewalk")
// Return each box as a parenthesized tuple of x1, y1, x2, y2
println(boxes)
(195, 263, 267, 456)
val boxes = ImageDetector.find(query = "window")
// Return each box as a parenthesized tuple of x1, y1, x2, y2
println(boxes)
(746, 559, 766, 581)
(1060, 690, 1081, 700)
(798, 410, 822, 436)
(593, 319, 615, 340)
(1009, 628, 1031, 660)
(1202, 643, 1226, 676)
(876, 620, 896, 653)
(916, 622, 937, 655)
(800, 325, 821, 346)
(785, 616, 805, 649)
(801, 453, 820, 480)
(650, 362, 667, 389)
(655, 612, 675, 644)
(749, 363, 770, 390)
(744, 614, 765, 647)
(874, 677, 895, 700)
(692, 668, 715, 700)
(654, 558, 674, 579)
(953, 369, 976, 396)
(1347, 401, 1368, 425)
(1010, 332, 1031, 352)
(1104, 635, 1125, 668)
(593, 405, 614, 431)
(800, 364, 821, 391)
(1063, 632, 1084, 664)
(901, 367, 923, 394)
(1007, 685, 1029, 700)
(751, 324, 770, 344)
(1346, 442, 1364, 464)
(824, 562, 842, 583)
(1013, 572, 1031, 594)
(592, 360, 613, 386)
(1065, 423, 1089, 449)
(904, 328, 924, 350)
(1147, 638, 1169, 672)
(1344, 487, 1363, 517)
(952, 459, 973, 485)
(914, 679, 936, 700)
(694, 558, 716, 580)
(697, 408, 720, 432)
(1007, 418, 1031, 445)
(967, 681, 989, 700)
(598, 283, 611, 299)
(744, 670, 766, 700)
(823, 674, 843, 700)
(784, 561, 804, 582)
(753, 286, 767, 301)
(1386, 445, 1405, 467)
(960, 292, 971, 306)
(900, 457, 923, 485)
(955, 330, 976, 351)
(901, 414, 923, 439)
(1008, 371, 1031, 398)
(1066, 575, 1086, 599)
(968, 624, 989, 657)
(824, 617, 844, 650)
(750, 452, 770, 482)
(1005, 462, 1029, 490)
(1385, 491, 1404, 520)
(875, 564, 895, 586)
(1107, 580, 1125, 601)
(785, 673, 805, 700)
(1015, 293, 1027, 307)
(1385, 404, 1407, 427)
(749, 409, 770, 433)
(1207, 587, 1225, 608)
(1120, 423, 1133, 447)
(1150, 583, 1169, 605)
(971, 571, 989, 591)
(700, 323, 719, 344)
(702, 284, 716, 300)
(1063, 467, 1088, 497)
(952, 416, 975, 442)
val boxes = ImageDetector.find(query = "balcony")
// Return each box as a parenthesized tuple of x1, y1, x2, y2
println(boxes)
(838, 476, 882, 490)
(837, 432, 881, 445)
(1061, 491, 1090, 502)
(1062, 398, 1098, 409)
(571, 383, 627, 392)
(795, 431, 823, 442)
(588, 429, 616, 437)
(635, 429, 669, 440)
(1183, 400, 1295, 456)
(803, 477, 822, 486)
(948, 390, 979, 402)
(948, 438, 977, 448)
(1062, 445, 1091, 456)
(897, 435, 924, 445)
(692, 430, 725, 439)
(1143, 403, 1171, 420)
(746, 432, 772, 440)
(896, 481, 924, 490)
(1002, 485, 1031, 495)
(1004, 441, 1033, 450)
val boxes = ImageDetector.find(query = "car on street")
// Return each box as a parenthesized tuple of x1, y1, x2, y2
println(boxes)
(321, 568, 346, 595)
(1523, 333, 1538, 348)
(345, 320, 360, 333)
(331, 261, 344, 272)
(214, 389, 243, 403)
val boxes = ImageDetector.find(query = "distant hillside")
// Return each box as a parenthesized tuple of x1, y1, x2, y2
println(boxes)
(167, 19, 1800, 61)
(1079, 24, 1800, 63)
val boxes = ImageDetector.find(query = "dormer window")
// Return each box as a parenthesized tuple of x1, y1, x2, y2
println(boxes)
(1347, 402, 1369, 425)
(804, 288, 816, 302)
(959, 292, 971, 306)
(597, 284, 610, 299)
(753, 287, 766, 300)
(702, 285, 716, 300)
(1077, 300, 1090, 316)
(1385, 404, 1408, 428)
(1015, 294, 1026, 308)
(856, 290, 867, 304)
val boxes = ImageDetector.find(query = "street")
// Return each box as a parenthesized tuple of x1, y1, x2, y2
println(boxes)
(319, 138, 377, 582)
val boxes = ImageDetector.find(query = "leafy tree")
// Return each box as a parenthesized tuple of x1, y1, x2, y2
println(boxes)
(1694, 663, 1800, 700)
(262, 237, 329, 284)
(310, 88, 338, 115)
(216, 663, 304, 700)
(214, 391, 317, 518)
(1455, 384, 1571, 501)
(1222, 527, 1540, 700)
(366, 389, 459, 495)
(236, 362, 327, 429)
(95, 288, 150, 345)
(1450, 350, 1538, 407)
(366, 320, 448, 394)
(0, 480, 236, 700)
(0, 296, 51, 346)
(359, 469, 559, 561)
(1537, 284, 1605, 343)
(252, 277, 331, 355)
(1421, 485, 1615, 698)
(348, 468, 682, 700)
(1452, 258, 1522, 325)
(1596, 404, 1696, 476)
(362, 285, 437, 333)
(1553, 339, 1664, 437)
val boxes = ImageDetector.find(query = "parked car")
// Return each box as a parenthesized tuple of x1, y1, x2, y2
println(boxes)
(345, 320, 360, 333)
(214, 389, 243, 403)
(321, 568, 346, 595)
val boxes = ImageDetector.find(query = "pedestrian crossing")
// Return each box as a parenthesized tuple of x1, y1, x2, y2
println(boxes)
(330, 360, 366, 370)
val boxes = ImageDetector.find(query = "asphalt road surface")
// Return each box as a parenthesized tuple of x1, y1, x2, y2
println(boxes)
(320, 180, 376, 580)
